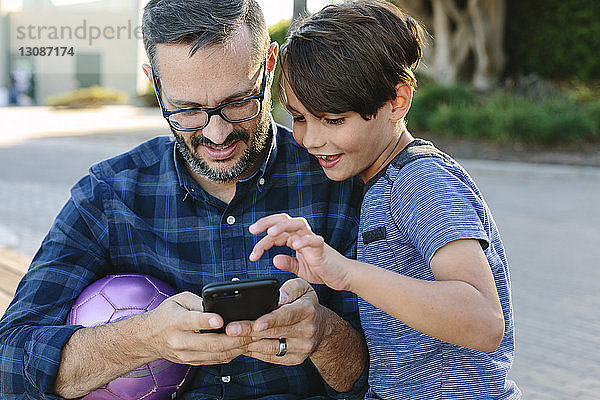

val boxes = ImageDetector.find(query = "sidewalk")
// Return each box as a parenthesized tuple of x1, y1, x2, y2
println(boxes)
(0, 104, 165, 252)
(0, 105, 166, 313)
(0, 105, 165, 147)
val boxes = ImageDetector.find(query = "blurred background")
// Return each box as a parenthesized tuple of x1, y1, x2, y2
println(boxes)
(0, 0, 598, 145)
(0, 1, 599, 399)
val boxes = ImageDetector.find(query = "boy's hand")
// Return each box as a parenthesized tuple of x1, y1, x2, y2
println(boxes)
(249, 213, 350, 291)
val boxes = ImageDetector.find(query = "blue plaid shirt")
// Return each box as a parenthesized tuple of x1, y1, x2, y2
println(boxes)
(0, 123, 365, 399)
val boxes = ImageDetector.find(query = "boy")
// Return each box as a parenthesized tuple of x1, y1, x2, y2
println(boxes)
(248, 1, 521, 398)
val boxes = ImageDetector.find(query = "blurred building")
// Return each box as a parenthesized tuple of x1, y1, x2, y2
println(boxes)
(0, 0, 149, 106)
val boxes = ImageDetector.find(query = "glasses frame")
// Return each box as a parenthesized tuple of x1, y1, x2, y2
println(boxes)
(152, 60, 268, 132)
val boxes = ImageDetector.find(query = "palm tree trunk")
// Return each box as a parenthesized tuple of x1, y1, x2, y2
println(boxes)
(293, 0, 308, 22)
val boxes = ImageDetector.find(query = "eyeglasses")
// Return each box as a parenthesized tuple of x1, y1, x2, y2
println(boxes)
(152, 60, 267, 132)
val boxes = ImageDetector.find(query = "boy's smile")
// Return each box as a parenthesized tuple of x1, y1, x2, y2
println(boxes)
(314, 154, 343, 169)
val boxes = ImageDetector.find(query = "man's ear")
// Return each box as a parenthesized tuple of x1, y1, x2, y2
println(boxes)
(142, 63, 155, 89)
(390, 83, 413, 122)
(267, 42, 279, 75)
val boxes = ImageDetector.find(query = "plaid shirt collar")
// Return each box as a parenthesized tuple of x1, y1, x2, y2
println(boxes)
(172, 119, 278, 201)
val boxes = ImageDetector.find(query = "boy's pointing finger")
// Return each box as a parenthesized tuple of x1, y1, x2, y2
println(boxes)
(249, 232, 290, 261)
(249, 213, 292, 234)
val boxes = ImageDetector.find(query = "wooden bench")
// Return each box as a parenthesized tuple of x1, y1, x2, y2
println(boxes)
(0, 248, 30, 315)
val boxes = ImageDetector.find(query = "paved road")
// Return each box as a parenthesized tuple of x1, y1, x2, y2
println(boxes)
(460, 160, 600, 399)
(0, 128, 599, 399)
(0, 130, 162, 255)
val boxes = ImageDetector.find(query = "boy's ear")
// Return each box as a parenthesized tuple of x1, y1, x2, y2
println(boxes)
(390, 83, 413, 122)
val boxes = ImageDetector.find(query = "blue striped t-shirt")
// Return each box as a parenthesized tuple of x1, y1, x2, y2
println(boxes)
(357, 139, 521, 399)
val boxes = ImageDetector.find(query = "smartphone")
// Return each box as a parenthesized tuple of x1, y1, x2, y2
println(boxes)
(201, 278, 280, 333)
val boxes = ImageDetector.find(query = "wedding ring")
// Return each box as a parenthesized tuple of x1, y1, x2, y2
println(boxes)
(276, 338, 287, 357)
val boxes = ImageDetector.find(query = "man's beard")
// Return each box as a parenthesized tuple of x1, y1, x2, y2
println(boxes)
(172, 111, 271, 182)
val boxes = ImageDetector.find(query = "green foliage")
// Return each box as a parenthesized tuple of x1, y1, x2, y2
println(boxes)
(137, 82, 159, 107)
(269, 19, 290, 45)
(408, 84, 600, 144)
(505, 0, 600, 80)
(46, 86, 127, 108)
(409, 85, 475, 130)
(566, 80, 600, 104)
(587, 101, 600, 133)
(269, 19, 291, 121)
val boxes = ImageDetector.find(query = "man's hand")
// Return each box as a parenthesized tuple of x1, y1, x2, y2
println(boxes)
(144, 291, 254, 365)
(55, 291, 253, 398)
(227, 278, 367, 392)
(226, 278, 325, 365)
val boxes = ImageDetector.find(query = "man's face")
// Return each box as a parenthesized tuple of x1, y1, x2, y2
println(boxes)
(154, 27, 272, 182)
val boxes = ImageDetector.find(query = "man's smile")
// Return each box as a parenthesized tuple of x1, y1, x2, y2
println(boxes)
(201, 141, 240, 161)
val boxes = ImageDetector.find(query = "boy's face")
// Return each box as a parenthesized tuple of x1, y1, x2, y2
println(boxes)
(283, 80, 400, 183)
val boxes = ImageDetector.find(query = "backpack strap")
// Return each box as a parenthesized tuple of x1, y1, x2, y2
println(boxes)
(364, 138, 449, 193)
(390, 138, 448, 170)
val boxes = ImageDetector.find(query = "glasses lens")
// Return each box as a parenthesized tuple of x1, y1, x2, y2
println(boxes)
(168, 109, 208, 130)
(222, 99, 261, 122)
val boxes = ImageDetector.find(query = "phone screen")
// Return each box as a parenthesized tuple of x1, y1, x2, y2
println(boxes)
(201, 278, 280, 333)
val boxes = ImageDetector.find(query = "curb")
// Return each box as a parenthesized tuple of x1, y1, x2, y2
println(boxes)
(0, 247, 30, 276)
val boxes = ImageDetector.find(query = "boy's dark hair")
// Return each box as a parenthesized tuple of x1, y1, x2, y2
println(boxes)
(280, 0, 426, 120)
(142, 0, 269, 76)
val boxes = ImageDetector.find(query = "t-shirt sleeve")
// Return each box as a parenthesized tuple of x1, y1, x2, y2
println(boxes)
(390, 158, 490, 264)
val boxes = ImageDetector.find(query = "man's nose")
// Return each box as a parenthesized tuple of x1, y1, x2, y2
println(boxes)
(201, 114, 234, 145)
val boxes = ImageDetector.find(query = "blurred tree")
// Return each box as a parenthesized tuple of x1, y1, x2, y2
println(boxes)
(293, 0, 308, 22)
(505, 0, 600, 81)
(395, 0, 506, 91)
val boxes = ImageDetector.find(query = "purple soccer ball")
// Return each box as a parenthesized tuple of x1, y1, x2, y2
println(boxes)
(67, 273, 192, 400)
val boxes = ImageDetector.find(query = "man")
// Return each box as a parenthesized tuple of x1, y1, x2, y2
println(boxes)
(0, 0, 367, 398)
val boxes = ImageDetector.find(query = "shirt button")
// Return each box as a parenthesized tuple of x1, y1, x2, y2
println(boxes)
(258, 177, 265, 185)
(221, 375, 231, 383)
(226, 216, 236, 225)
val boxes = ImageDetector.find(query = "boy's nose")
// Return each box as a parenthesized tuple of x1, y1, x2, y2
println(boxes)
(298, 126, 326, 150)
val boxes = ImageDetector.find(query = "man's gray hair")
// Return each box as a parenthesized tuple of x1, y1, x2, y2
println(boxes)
(142, 0, 269, 75)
